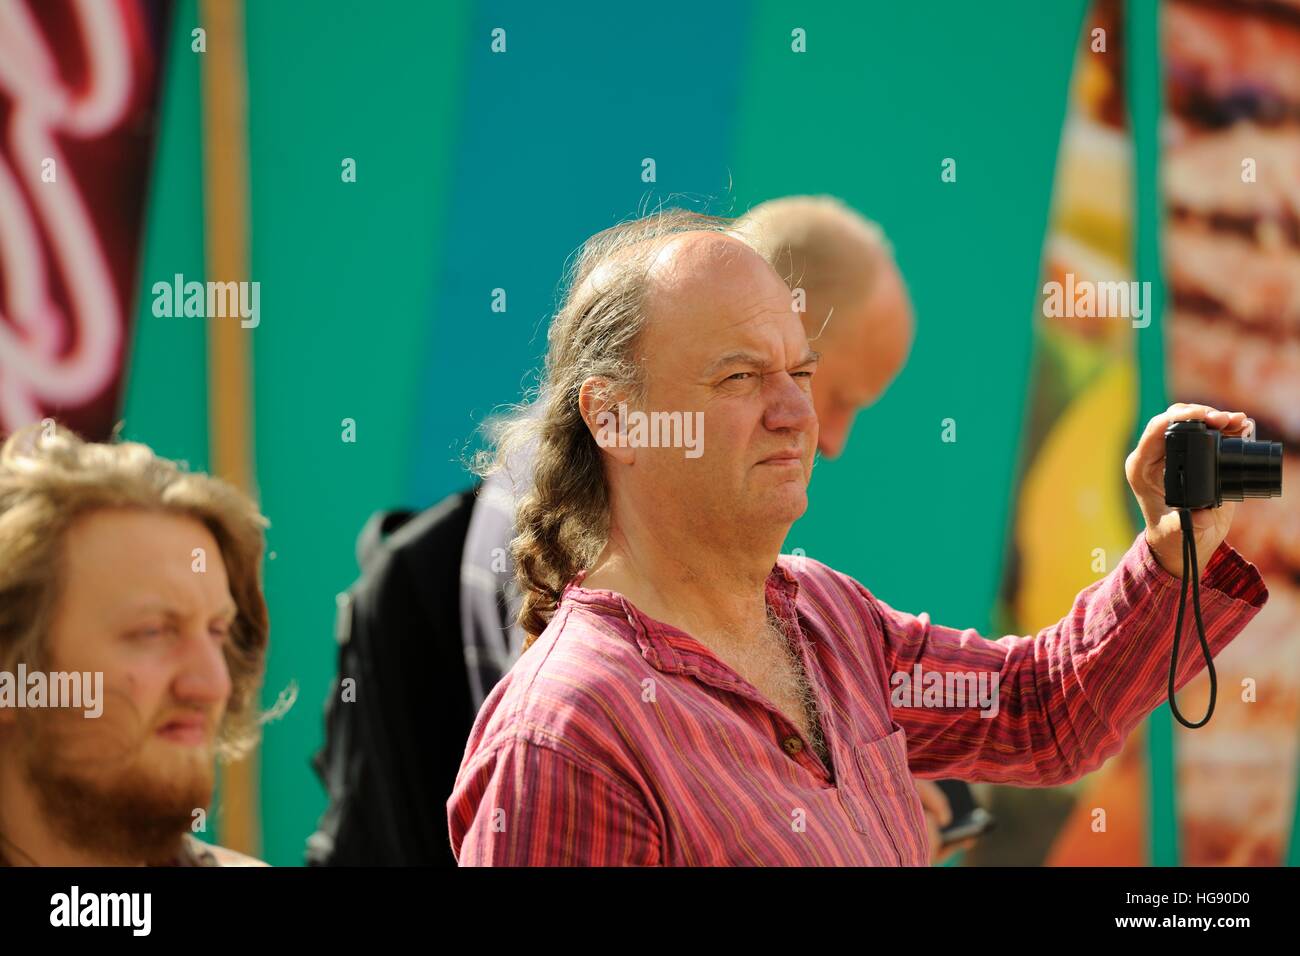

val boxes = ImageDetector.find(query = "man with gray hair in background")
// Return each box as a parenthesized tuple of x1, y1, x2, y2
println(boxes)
(733, 196, 914, 459)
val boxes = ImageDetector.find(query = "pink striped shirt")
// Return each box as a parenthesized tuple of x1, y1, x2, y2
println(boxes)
(447, 530, 1268, 865)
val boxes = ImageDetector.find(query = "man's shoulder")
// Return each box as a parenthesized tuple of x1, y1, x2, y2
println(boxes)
(469, 605, 657, 752)
(774, 552, 888, 643)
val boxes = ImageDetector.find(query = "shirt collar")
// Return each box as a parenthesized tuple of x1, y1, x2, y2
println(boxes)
(559, 559, 803, 680)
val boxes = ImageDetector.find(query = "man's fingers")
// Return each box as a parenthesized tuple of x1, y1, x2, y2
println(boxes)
(1137, 405, 1247, 461)
(1222, 416, 1255, 439)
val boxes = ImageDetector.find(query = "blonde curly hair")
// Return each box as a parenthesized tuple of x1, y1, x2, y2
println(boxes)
(0, 421, 270, 758)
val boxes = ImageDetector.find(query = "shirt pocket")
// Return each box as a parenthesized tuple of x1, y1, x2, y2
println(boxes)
(837, 724, 930, 865)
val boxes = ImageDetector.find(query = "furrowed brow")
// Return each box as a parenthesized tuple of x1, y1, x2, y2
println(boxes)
(703, 350, 766, 377)
(705, 348, 821, 378)
(796, 349, 821, 367)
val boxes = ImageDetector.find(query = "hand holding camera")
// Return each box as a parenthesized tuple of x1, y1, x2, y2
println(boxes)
(1125, 404, 1278, 578)
(1123, 403, 1283, 728)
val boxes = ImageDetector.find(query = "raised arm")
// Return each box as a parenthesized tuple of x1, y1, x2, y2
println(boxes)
(877, 403, 1270, 784)
(870, 528, 1267, 786)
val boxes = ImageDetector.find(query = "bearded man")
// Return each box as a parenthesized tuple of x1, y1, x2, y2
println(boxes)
(0, 423, 270, 866)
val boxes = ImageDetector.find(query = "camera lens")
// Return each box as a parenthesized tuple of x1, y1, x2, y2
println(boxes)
(1219, 437, 1283, 501)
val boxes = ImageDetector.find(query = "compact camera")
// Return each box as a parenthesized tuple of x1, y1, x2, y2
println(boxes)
(1164, 420, 1283, 510)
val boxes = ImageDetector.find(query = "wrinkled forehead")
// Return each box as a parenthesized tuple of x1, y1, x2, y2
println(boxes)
(641, 232, 803, 369)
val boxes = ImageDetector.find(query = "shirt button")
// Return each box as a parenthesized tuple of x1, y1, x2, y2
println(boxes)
(782, 736, 803, 756)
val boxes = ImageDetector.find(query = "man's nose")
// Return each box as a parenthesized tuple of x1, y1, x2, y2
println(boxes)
(763, 372, 818, 435)
(173, 625, 233, 707)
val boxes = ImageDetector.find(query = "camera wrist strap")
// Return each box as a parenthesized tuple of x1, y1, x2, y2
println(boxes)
(1168, 469, 1216, 728)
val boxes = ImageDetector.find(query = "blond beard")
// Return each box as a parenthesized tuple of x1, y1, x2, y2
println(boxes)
(15, 701, 216, 864)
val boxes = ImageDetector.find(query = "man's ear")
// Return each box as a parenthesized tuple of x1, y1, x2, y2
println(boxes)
(578, 376, 635, 465)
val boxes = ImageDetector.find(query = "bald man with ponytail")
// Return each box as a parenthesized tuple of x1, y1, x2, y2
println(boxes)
(446, 204, 1266, 867)
(480, 209, 738, 647)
